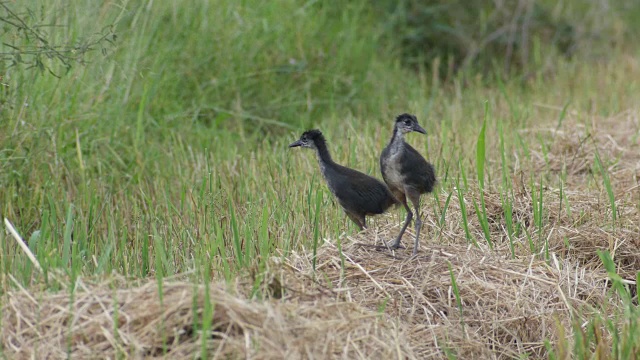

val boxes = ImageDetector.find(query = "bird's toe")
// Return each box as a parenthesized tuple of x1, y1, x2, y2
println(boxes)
(388, 242, 405, 250)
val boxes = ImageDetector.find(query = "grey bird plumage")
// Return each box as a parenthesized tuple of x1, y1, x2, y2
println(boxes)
(290, 129, 397, 230)
(380, 113, 437, 255)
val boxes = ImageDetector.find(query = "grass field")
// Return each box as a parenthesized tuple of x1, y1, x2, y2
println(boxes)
(1, 1, 639, 358)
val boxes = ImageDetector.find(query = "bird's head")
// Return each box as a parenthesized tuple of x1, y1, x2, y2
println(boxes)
(289, 129, 324, 149)
(395, 113, 426, 135)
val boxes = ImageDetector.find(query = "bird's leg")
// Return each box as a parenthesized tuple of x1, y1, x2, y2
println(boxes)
(407, 189, 422, 256)
(389, 200, 412, 249)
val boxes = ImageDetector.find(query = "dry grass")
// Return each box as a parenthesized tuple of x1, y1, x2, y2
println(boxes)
(291, 239, 613, 359)
(0, 236, 618, 359)
(1, 219, 632, 360)
(1, 272, 415, 359)
(524, 113, 640, 279)
(527, 109, 639, 191)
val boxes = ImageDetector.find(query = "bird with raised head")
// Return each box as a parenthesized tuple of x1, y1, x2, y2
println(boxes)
(380, 113, 437, 255)
(289, 129, 398, 231)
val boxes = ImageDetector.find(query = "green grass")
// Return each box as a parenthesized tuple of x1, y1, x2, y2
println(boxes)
(473, 102, 492, 248)
(546, 252, 640, 360)
(1, 0, 640, 358)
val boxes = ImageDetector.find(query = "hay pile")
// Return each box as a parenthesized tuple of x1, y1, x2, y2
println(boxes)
(1, 232, 618, 359)
(527, 109, 639, 187)
(523, 115, 640, 279)
(445, 183, 640, 280)
(288, 238, 612, 359)
(1, 273, 415, 359)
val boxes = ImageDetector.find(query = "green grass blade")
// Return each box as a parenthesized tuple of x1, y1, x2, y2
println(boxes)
(141, 227, 149, 277)
(598, 250, 629, 302)
(476, 101, 488, 189)
(439, 190, 453, 232)
(555, 100, 571, 130)
(62, 204, 74, 269)
(312, 187, 322, 273)
(455, 174, 476, 247)
(447, 261, 465, 337)
(229, 198, 244, 269)
(448, 262, 462, 312)
(594, 149, 617, 223)
(472, 197, 492, 249)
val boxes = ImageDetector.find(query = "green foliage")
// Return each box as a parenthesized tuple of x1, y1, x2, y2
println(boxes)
(476, 103, 488, 190)
(0, 2, 115, 75)
(372, 0, 637, 74)
(455, 169, 475, 247)
(1, 0, 637, 283)
(547, 252, 640, 358)
(594, 148, 618, 223)
(498, 122, 515, 258)
(112, 0, 384, 133)
(474, 102, 492, 248)
(312, 187, 322, 273)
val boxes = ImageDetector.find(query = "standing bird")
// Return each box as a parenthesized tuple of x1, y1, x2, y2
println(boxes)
(289, 129, 397, 230)
(380, 114, 437, 255)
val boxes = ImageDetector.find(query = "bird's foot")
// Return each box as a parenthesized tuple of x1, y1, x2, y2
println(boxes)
(355, 242, 383, 249)
(362, 241, 405, 251)
(382, 241, 405, 250)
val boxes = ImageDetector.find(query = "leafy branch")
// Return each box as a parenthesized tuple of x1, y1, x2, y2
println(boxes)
(0, 2, 116, 77)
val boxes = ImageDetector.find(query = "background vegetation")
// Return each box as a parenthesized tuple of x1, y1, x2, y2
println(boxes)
(0, 0, 639, 358)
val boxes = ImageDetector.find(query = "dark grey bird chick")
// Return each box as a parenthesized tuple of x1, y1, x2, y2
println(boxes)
(289, 129, 397, 230)
(380, 113, 437, 255)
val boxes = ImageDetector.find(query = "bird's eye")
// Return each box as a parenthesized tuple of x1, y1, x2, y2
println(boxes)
(404, 119, 410, 125)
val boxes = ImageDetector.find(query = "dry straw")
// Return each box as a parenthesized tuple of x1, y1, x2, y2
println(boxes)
(1, 272, 414, 359)
(0, 231, 622, 359)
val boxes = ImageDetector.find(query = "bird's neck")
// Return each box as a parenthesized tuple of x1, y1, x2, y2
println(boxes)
(387, 127, 405, 155)
(313, 138, 335, 168)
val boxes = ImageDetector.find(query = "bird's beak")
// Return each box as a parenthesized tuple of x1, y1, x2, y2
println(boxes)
(413, 124, 427, 134)
(288, 140, 303, 148)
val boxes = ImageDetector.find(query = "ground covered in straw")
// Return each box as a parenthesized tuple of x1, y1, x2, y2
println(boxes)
(0, 240, 618, 359)
(0, 236, 633, 359)
(1, 116, 638, 359)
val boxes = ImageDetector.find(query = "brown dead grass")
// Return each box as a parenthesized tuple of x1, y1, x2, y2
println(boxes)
(521, 112, 640, 279)
(527, 109, 639, 193)
(1, 272, 415, 359)
(1, 111, 638, 359)
(448, 183, 640, 280)
(0, 236, 618, 360)
(289, 239, 611, 359)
